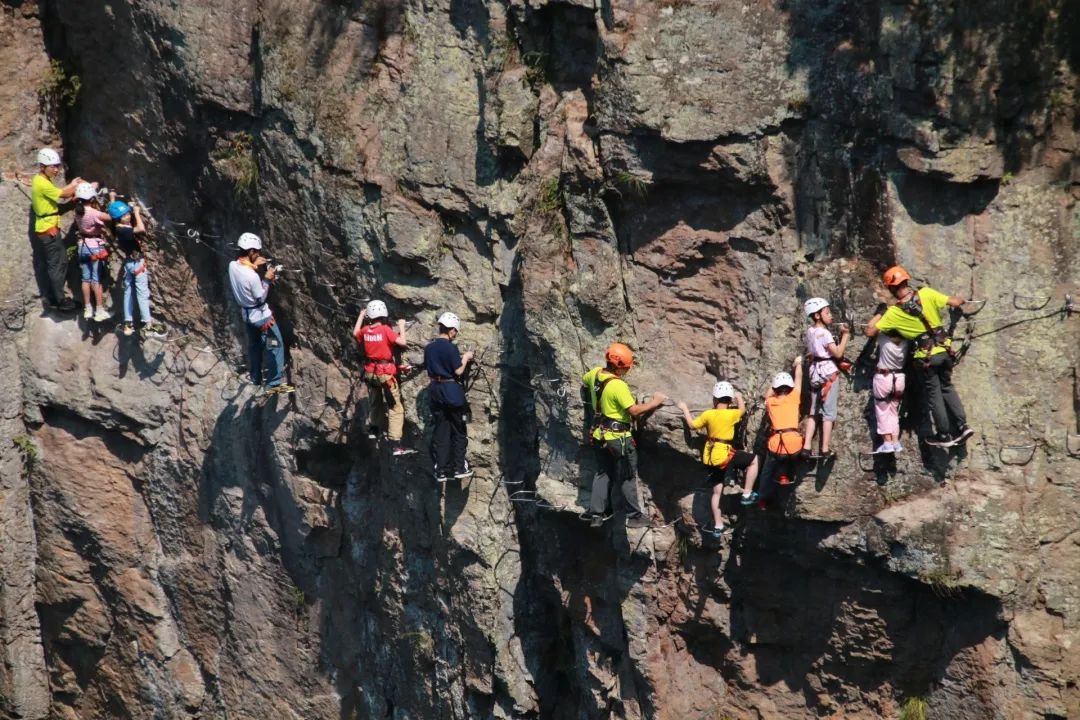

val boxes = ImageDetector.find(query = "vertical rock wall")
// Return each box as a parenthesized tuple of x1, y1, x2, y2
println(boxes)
(0, 0, 1078, 718)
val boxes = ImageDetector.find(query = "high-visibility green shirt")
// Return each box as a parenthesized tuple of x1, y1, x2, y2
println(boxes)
(875, 287, 951, 359)
(582, 367, 634, 441)
(31, 173, 63, 233)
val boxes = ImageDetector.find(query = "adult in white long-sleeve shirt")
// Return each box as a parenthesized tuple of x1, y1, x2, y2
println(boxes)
(228, 232, 289, 390)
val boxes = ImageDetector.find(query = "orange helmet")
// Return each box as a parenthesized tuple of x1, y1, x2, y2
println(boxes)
(605, 342, 634, 369)
(882, 265, 911, 287)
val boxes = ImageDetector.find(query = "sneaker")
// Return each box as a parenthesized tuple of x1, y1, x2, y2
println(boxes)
(740, 492, 759, 506)
(142, 322, 167, 339)
(892, 441, 904, 453)
(57, 298, 79, 313)
(798, 448, 813, 461)
(454, 467, 474, 479)
(367, 426, 379, 440)
(625, 513, 651, 529)
(955, 426, 975, 444)
(93, 307, 110, 322)
(872, 443, 894, 454)
(265, 383, 296, 395)
(122, 322, 135, 336)
(83, 305, 93, 319)
(706, 525, 731, 539)
(778, 474, 793, 486)
(818, 449, 837, 461)
(435, 474, 451, 483)
(392, 446, 417, 457)
(926, 433, 957, 448)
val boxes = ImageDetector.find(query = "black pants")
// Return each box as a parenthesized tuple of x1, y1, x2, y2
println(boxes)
(588, 437, 644, 516)
(758, 452, 795, 502)
(430, 400, 468, 476)
(34, 231, 69, 304)
(917, 353, 967, 436)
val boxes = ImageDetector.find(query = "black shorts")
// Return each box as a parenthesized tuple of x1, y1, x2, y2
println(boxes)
(709, 450, 756, 484)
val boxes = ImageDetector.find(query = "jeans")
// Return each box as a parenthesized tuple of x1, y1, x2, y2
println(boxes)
(430, 400, 468, 476)
(245, 320, 285, 387)
(917, 353, 966, 437)
(587, 436, 644, 516)
(122, 258, 152, 323)
(365, 372, 405, 441)
(35, 231, 68, 304)
(78, 247, 102, 284)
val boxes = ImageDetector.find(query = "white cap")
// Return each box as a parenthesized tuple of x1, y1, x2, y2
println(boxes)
(37, 148, 61, 166)
(772, 372, 795, 389)
(804, 297, 829, 317)
(437, 311, 460, 330)
(237, 232, 262, 251)
(712, 381, 735, 400)
(75, 182, 96, 200)
(366, 300, 388, 319)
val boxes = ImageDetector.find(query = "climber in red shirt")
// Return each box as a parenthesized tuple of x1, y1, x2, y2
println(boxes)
(353, 300, 414, 456)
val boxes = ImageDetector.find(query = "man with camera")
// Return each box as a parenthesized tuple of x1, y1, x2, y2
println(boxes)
(228, 232, 293, 396)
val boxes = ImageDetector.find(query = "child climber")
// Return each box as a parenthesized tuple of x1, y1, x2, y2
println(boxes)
(677, 381, 761, 538)
(108, 199, 166, 339)
(73, 182, 111, 322)
(871, 328, 909, 453)
(354, 300, 414, 456)
(758, 357, 804, 504)
(802, 297, 850, 460)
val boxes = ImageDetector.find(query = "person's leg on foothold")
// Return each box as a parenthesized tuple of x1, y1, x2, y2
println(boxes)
(920, 357, 952, 444)
(430, 401, 452, 480)
(42, 231, 69, 306)
(802, 410, 818, 457)
(367, 374, 388, 435)
(450, 405, 470, 477)
(134, 264, 152, 325)
(587, 445, 614, 519)
(937, 355, 970, 440)
(818, 381, 839, 456)
(738, 452, 760, 501)
(263, 323, 285, 387)
(245, 323, 263, 386)
(385, 377, 405, 443)
(616, 438, 646, 520)
(709, 467, 725, 532)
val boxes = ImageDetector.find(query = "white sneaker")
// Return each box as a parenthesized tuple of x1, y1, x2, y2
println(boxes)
(83, 305, 93, 319)
(891, 441, 903, 453)
(93, 307, 110, 322)
(872, 443, 893, 454)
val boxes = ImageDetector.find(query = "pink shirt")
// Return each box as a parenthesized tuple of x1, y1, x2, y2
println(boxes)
(806, 326, 838, 386)
(76, 207, 109, 250)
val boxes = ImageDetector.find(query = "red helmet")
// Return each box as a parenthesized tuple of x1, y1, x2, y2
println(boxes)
(605, 342, 634, 369)
(882, 265, 911, 287)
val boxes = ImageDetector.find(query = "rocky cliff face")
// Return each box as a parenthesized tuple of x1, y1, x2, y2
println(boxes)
(1, 0, 1079, 718)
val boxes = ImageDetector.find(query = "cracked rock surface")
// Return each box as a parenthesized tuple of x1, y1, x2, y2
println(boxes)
(0, 0, 1078, 718)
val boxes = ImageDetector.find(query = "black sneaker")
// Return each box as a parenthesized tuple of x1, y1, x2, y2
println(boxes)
(392, 446, 417, 457)
(56, 298, 79, 313)
(367, 426, 379, 440)
(435, 474, 451, 483)
(625, 513, 651, 529)
(926, 433, 957, 448)
(706, 525, 731, 539)
(589, 512, 613, 528)
(955, 426, 975, 444)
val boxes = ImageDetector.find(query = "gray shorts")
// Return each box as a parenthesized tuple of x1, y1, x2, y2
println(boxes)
(810, 377, 840, 421)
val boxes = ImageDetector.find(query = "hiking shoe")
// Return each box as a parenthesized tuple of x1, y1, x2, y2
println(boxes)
(625, 513, 651, 529)
(892, 441, 904, 453)
(454, 467, 474, 479)
(926, 433, 957, 448)
(435, 474, 451, 483)
(122, 322, 135, 336)
(367, 425, 379, 440)
(740, 492, 759, 506)
(872, 443, 894, 454)
(83, 305, 93, 319)
(706, 525, 731, 540)
(142, 322, 167, 339)
(265, 383, 296, 395)
(798, 448, 813, 461)
(57, 298, 79, 313)
(955, 426, 975, 444)
(392, 446, 417, 457)
(93, 307, 110, 322)
(778, 474, 793, 486)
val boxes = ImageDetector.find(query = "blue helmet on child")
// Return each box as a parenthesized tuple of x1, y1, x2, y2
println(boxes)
(107, 200, 132, 220)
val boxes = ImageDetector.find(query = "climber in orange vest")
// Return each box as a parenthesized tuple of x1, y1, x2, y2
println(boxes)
(801, 297, 850, 460)
(353, 300, 414, 456)
(677, 381, 760, 538)
(580, 343, 666, 529)
(757, 357, 804, 504)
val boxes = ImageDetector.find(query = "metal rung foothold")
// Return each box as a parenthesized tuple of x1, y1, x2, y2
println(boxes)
(961, 299, 987, 316)
(1013, 294, 1051, 311)
(856, 451, 876, 473)
(509, 490, 538, 503)
(1066, 433, 1080, 457)
(998, 444, 1038, 466)
(536, 499, 570, 511)
(498, 477, 524, 486)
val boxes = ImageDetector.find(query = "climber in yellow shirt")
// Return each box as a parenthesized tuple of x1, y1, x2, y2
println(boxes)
(678, 381, 760, 538)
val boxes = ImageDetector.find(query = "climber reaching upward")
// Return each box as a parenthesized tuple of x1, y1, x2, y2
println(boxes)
(109, 200, 167, 340)
(228, 232, 292, 396)
(354, 300, 414, 456)
(866, 266, 973, 448)
(802, 297, 850, 461)
(423, 312, 473, 481)
(73, 182, 112, 322)
(677, 381, 760, 538)
(580, 343, 666, 529)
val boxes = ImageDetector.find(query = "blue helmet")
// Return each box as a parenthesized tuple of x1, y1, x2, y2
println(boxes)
(107, 200, 132, 220)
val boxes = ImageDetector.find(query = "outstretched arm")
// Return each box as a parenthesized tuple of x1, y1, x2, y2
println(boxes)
(792, 356, 803, 395)
(676, 401, 694, 427)
(629, 392, 666, 418)
(394, 318, 408, 348)
(353, 309, 367, 337)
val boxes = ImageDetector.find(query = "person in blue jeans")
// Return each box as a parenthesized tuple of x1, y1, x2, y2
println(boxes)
(423, 312, 474, 481)
(108, 200, 166, 339)
(227, 232, 294, 396)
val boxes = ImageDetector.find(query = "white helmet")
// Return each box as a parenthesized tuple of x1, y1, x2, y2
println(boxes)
(804, 297, 829, 317)
(74, 182, 96, 200)
(366, 300, 388, 319)
(437, 311, 460, 330)
(37, 148, 61, 166)
(237, 232, 262, 251)
(772, 372, 795, 389)
(712, 381, 735, 400)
